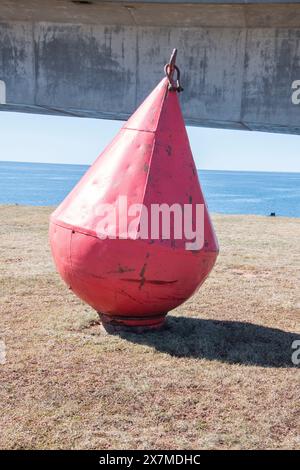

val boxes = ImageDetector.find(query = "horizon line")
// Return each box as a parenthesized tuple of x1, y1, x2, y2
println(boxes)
(1, 159, 300, 175)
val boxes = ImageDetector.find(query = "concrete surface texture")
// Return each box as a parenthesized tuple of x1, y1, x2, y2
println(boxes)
(0, 0, 300, 133)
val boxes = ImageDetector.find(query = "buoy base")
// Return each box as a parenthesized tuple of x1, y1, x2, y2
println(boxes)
(98, 312, 167, 334)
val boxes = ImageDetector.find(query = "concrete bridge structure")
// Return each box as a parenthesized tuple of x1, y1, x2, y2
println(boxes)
(0, 0, 300, 134)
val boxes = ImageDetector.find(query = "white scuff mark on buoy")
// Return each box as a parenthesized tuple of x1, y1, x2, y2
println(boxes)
(0, 80, 6, 104)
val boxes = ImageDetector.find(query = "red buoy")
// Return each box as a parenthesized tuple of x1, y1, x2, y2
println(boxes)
(49, 51, 219, 330)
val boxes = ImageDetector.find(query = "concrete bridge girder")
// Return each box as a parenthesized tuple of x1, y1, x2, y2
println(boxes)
(0, 1, 299, 134)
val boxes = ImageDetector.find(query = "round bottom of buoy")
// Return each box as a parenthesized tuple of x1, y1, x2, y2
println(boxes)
(98, 312, 167, 334)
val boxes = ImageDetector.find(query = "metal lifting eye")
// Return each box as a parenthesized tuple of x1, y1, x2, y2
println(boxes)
(164, 48, 184, 93)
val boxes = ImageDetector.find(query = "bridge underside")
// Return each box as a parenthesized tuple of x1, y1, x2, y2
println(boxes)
(0, 0, 300, 134)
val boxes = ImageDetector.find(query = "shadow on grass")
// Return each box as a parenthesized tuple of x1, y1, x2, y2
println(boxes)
(116, 316, 300, 368)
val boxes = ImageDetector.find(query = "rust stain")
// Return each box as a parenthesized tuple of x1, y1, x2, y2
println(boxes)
(118, 289, 144, 304)
(166, 145, 172, 156)
(107, 264, 135, 274)
(139, 260, 147, 288)
(118, 264, 135, 273)
(121, 279, 178, 285)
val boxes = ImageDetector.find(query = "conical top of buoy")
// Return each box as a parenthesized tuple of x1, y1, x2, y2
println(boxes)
(50, 50, 219, 331)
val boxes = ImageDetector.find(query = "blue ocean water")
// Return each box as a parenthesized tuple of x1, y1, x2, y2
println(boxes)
(0, 161, 299, 217)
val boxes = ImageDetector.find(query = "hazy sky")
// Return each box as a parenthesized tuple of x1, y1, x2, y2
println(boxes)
(1, 111, 300, 172)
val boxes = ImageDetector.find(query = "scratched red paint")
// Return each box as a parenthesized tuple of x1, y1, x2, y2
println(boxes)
(49, 76, 219, 329)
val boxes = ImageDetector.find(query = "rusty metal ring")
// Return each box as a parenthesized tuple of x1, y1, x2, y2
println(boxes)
(164, 63, 184, 93)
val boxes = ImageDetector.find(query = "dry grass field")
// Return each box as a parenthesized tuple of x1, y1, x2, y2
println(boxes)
(0, 204, 299, 449)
